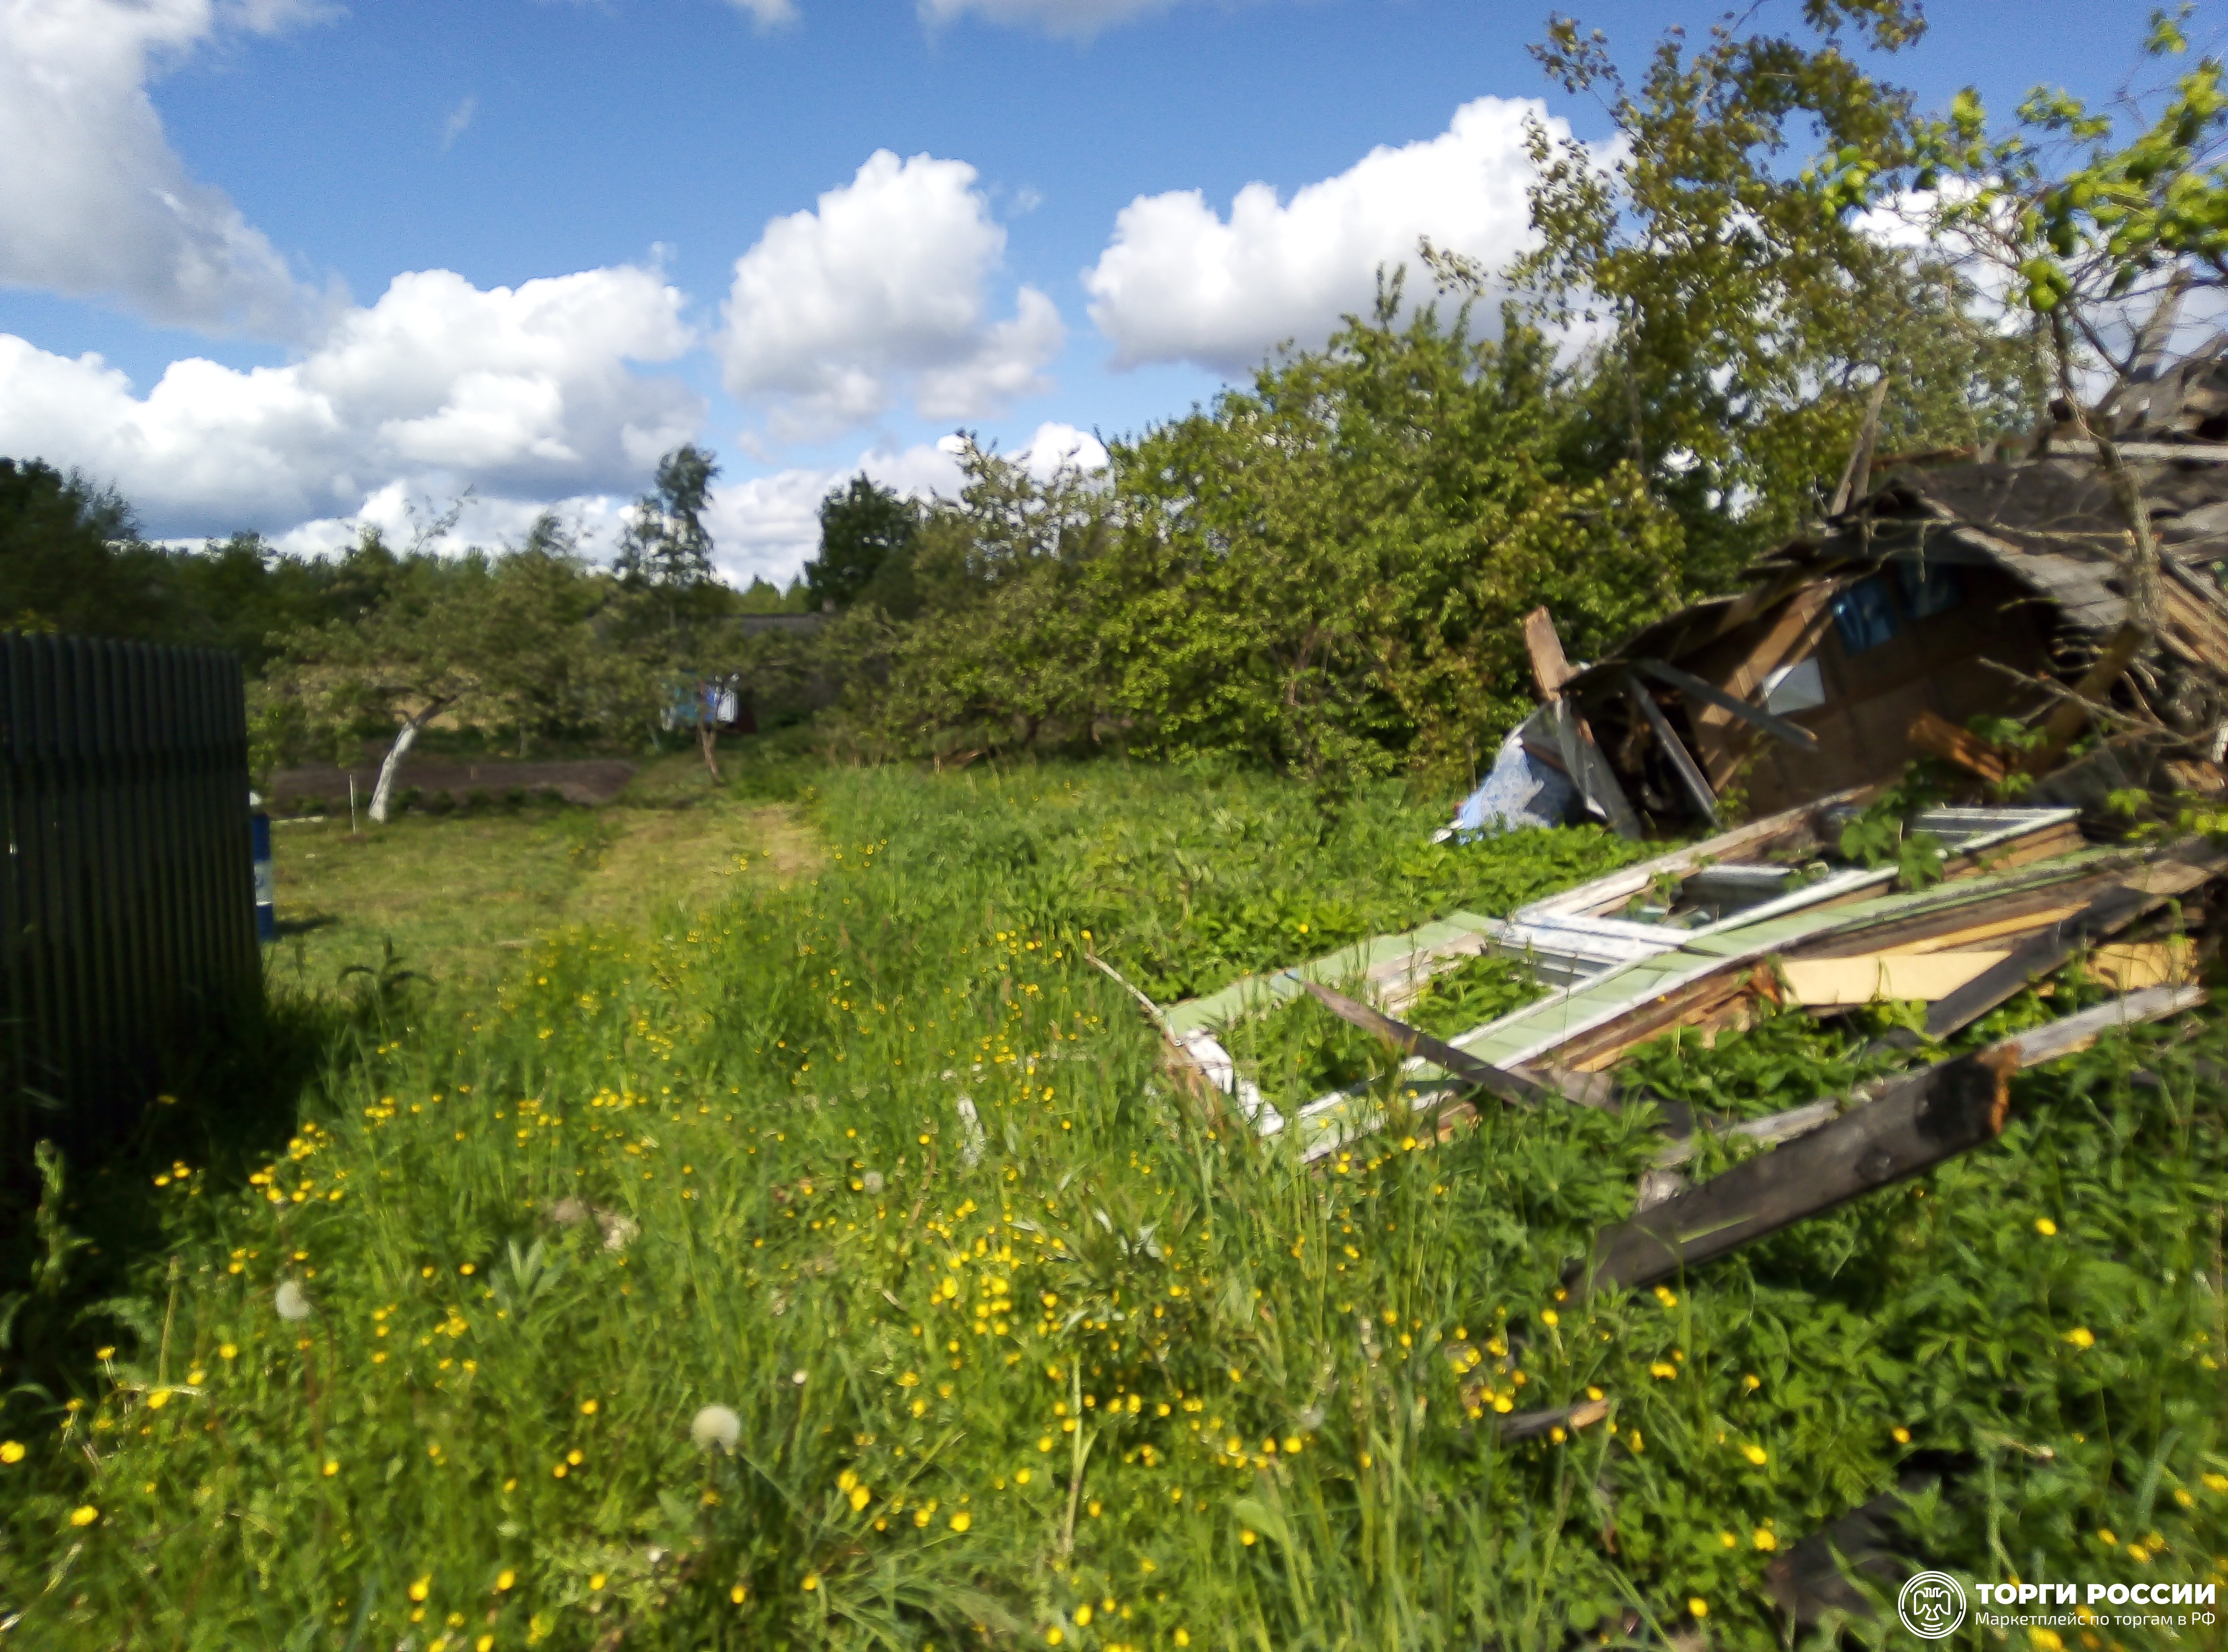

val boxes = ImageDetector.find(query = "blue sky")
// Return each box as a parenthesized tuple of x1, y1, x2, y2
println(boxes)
(0, 0, 2175, 582)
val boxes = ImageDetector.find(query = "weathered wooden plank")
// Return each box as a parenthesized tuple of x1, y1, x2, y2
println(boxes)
(1906, 708, 2011, 783)
(1624, 671, 1721, 825)
(1584, 985, 2205, 1295)
(1298, 979, 1552, 1109)
(2020, 622, 2144, 775)
(1636, 656, 1822, 752)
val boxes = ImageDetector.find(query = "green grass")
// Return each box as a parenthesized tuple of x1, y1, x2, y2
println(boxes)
(267, 757, 820, 996)
(3, 759, 2224, 1650)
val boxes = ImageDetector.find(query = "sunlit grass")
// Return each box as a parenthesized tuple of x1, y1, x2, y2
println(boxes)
(3, 760, 2223, 1649)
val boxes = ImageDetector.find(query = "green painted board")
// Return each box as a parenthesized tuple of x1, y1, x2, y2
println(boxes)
(1163, 911, 1500, 1035)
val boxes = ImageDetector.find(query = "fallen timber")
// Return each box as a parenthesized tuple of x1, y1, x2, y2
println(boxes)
(1475, 983, 2203, 1449)
(1277, 832, 2212, 1162)
(1580, 983, 2206, 1295)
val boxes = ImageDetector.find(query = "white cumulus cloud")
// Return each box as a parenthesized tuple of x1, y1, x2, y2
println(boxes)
(1083, 96, 1559, 375)
(0, 0, 331, 336)
(0, 265, 700, 536)
(716, 149, 1063, 443)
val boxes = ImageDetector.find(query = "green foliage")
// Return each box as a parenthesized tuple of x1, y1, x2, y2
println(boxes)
(843, 294, 1699, 800)
(1517, 3, 2047, 562)
(807, 474, 925, 614)
(1835, 769, 1950, 890)
(1912, 11, 2228, 322)
(615, 444, 721, 598)
(0, 461, 385, 671)
(1, 761, 2223, 1650)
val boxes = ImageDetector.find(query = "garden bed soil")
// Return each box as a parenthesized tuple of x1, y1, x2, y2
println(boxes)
(267, 757, 638, 809)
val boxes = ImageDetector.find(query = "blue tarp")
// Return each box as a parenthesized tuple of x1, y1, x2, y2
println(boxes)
(1445, 721, 1575, 838)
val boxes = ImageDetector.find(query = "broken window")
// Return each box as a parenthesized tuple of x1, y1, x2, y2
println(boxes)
(1830, 577, 1900, 652)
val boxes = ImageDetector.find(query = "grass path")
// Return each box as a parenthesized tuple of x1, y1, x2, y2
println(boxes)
(268, 763, 822, 996)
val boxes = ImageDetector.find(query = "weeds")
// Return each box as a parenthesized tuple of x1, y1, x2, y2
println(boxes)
(0, 760, 2221, 1649)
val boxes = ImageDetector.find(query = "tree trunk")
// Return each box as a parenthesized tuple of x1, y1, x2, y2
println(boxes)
(697, 714, 720, 782)
(369, 714, 430, 824)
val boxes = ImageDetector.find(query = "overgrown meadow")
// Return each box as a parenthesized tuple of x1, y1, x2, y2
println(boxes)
(3, 762, 2225, 1651)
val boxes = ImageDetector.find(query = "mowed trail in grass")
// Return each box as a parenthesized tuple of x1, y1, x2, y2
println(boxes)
(4, 760, 2224, 1651)
(269, 755, 821, 995)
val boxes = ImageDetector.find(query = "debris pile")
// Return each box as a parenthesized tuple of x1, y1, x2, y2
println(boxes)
(1107, 363, 2228, 1637)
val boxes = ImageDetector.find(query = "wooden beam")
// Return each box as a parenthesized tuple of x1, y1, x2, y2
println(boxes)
(1623, 671, 1720, 826)
(1525, 607, 1641, 838)
(1913, 842, 2223, 1042)
(1297, 979, 1552, 1110)
(1586, 1044, 2005, 1292)
(1492, 1395, 1612, 1442)
(1583, 986, 2204, 1295)
(1636, 656, 1821, 752)
(1522, 606, 1574, 696)
(2019, 622, 2144, 776)
(1906, 709, 2011, 785)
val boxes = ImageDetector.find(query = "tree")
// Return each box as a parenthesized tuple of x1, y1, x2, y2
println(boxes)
(1510, 1, 2045, 566)
(804, 475, 923, 613)
(0, 459, 173, 639)
(478, 514, 651, 755)
(1901, 8, 2228, 673)
(613, 444, 734, 778)
(615, 444, 720, 600)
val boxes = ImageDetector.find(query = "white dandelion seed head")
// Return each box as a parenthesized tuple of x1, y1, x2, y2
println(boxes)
(792, 1369, 808, 1387)
(690, 1405, 741, 1453)
(274, 1280, 313, 1322)
(861, 1170, 884, 1195)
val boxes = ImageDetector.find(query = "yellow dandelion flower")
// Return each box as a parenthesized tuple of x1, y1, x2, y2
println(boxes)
(2030, 1631, 2064, 1651)
(1753, 1529, 1777, 1551)
(1742, 1443, 1768, 1466)
(1892, 1426, 1911, 1444)
(1541, 1310, 1559, 1327)
(730, 1584, 748, 1604)
(69, 1506, 99, 1527)
(1688, 1598, 1708, 1619)
(1046, 1630, 1063, 1646)
(495, 1569, 515, 1592)
(950, 1512, 971, 1532)
(409, 1576, 432, 1602)
(0, 1441, 24, 1465)
(1174, 1631, 1190, 1647)
(580, 1399, 599, 1415)
(1075, 1605, 1094, 1626)
(802, 1573, 820, 1592)
(2063, 1327, 2095, 1350)
(2035, 1218, 2058, 1236)
(589, 1574, 606, 1591)
(1719, 1531, 1737, 1549)
(1239, 1530, 1256, 1546)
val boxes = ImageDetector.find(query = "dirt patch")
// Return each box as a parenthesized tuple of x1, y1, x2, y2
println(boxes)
(269, 758, 638, 809)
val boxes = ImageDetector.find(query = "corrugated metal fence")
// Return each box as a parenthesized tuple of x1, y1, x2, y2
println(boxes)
(1, 634, 257, 1163)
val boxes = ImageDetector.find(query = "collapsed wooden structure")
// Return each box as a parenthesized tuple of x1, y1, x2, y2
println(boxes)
(1106, 396, 2228, 1631)
(1514, 436, 2228, 834)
